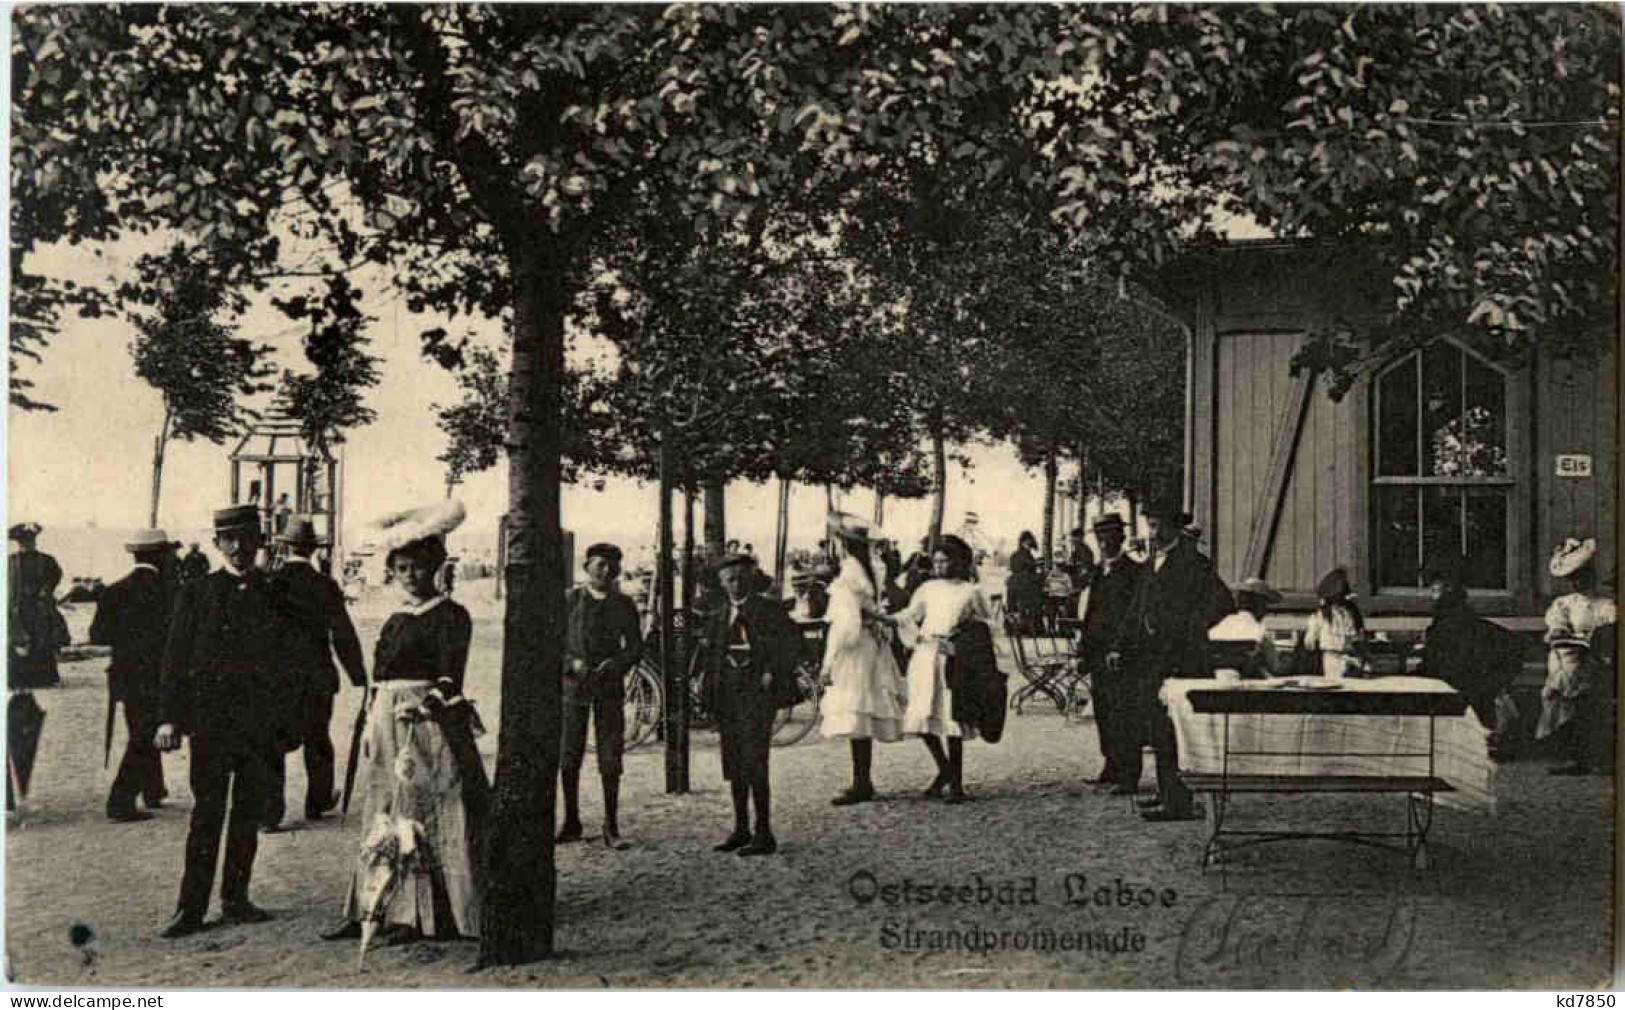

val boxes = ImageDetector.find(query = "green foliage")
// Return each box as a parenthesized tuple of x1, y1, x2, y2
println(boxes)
(273, 274, 381, 447)
(129, 250, 275, 445)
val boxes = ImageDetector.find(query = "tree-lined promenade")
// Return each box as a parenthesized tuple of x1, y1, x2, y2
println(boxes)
(12, 5, 1620, 967)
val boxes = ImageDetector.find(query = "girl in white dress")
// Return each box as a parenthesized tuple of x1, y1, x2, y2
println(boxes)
(884, 535, 990, 803)
(818, 518, 906, 805)
(1538, 538, 1616, 772)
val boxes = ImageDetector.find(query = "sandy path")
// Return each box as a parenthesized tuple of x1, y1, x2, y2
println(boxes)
(5, 602, 1613, 989)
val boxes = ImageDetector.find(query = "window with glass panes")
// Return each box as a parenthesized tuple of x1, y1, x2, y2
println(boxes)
(1373, 341, 1512, 590)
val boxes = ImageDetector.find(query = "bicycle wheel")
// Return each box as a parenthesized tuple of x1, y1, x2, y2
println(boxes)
(623, 660, 664, 750)
(771, 661, 824, 746)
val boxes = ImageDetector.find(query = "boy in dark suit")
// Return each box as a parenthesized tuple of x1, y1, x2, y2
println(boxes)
(265, 517, 366, 830)
(90, 528, 176, 821)
(155, 505, 292, 937)
(699, 554, 799, 856)
(558, 542, 644, 850)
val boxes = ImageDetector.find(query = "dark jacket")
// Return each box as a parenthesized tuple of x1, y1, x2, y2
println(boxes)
(697, 593, 801, 710)
(563, 585, 644, 699)
(1078, 555, 1142, 661)
(945, 620, 1006, 741)
(159, 569, 297, 747)
(1005, 547, 1044, 615)
(1421, 603, 1526, 728)
(8, 549, 64, 689)
(1114, 538, 1232, 680)
(89, 565, 172, 704)
(273, 560, 366, 694)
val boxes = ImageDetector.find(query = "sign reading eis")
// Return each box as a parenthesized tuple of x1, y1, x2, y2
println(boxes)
(1555, 454, 1593, 478)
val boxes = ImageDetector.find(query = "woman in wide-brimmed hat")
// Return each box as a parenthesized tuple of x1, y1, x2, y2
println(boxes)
(818, 513, 907, 806)
(1537, 538, 1616, 773)
(8, 522, 64, 691)
(1295, 566, 1368, 678)
(323, 500, 489, 954)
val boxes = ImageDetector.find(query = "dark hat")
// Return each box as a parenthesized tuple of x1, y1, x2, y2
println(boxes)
(7, 522, 41, 541)
(714, 552, 756, 574)
(1316, 567, 1353, 601)
(1091, 514, 1126, 534)
(1143, 497, 1192, 525)
(585, 542, 623, 565)
(213, 504, 261, 534)
(276, 516, 321, 549)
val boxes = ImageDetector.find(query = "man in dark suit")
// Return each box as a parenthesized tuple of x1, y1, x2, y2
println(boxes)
(1108, 498, 1233, 821)
(154, 504, 292, 937)
(558, 542, 644, 850)
(264, 517, 366, 830)
(698, 554, 799, 856)
(1075, 514, 1142, 794)
(89, 528, 176, 821)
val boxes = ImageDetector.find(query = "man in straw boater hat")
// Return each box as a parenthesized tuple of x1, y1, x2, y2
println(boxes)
(89, 528, 178, 822)
(1107, 495, 1234, 822)
(558, 542, 644, 850)
(264, 516, 367, 831)
(698, 552, 801, 856)
(1074, 512, 1141, 795)
(155, 504, 294, 937)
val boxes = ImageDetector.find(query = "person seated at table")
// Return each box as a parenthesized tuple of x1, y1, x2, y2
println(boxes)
(1293, 567, 1368, 678)
(1208, 577, 1282, 678)
(1417, 557, 1525, 737)
(786, 574, 831, 621)
(1537, 538, 1616, 775)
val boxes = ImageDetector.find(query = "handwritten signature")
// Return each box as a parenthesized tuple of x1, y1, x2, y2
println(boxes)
(1176, 895, 1417, 983)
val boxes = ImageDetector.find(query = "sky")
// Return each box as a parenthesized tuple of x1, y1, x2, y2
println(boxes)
(6, 235, 1082, 580)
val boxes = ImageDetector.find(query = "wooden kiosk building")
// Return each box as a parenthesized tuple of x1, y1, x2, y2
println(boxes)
(1161, 240, 1615, 618)
(228, 401, 344, 567)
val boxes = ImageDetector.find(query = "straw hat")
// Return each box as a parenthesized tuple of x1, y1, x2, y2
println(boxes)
(125, 528, 171, 553)
(369, 500, 466, 553)
(1549, 538, 1596, 579)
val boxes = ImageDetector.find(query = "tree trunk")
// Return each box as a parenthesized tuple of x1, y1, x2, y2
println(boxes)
(479, 252, 566, 967)
(148, 407, 171, 529)
(1127, 490, 1140, 547)
(1041, 444, 1057, 571)
(928, 425, 947, 553)
(873, 491, 885, 530)
(658, 441, 687, 793)
(773, 473, 791, 592)
(681, 480, 696, 616)
(702, 476, 726, 559)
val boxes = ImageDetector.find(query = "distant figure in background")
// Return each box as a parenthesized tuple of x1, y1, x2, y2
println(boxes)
(1538, 538, 1616, 775)
(743, 543, 757, 562)
(788, 575, 831, 621)
(90, 529, 176, 821)
(265, 518, 366, 831)
(181, 544, 210, 585)
(1004, 531, 1044, 631)
(558, 543, 644, 850)
(1295, 567, 1367, 678)
(8, 523, 64, 690)
(901, 538, 934, 602)
(272, 494, 292, 536)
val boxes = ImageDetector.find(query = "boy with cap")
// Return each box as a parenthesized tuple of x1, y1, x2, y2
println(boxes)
(154, 505, 291, 937)
(90, 529, 177, 821)
(1075, 513, 1141, 793)
(265, 517, 367, 830)
(558, 543, 644, 849)
(698, 553, 800, 856)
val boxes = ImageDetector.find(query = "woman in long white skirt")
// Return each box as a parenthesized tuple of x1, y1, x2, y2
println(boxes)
(819, 516, 905, 805)
(885, 535, 990, 804)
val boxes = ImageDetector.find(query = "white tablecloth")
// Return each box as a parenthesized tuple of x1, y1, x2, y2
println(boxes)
(1160, 676, 1495, 812)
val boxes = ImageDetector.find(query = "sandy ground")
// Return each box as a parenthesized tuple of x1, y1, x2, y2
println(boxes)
(4, 593, 1615, 990)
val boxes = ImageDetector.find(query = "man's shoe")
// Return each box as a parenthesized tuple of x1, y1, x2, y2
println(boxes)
(159, 911, 207, 939)
(220, 902, 273, 925)
(602, 828, 632, 851)
(261, 821, 287, 834)
(1134, 795, 1163, 810)
(713, 829, 752, 852)
(107, 808, 154, 823)
(1142, 804, 1204, 823)
(321, 920, 363, 941)
(306, 792, 341, 820)
(922, 772, 951, 799)
(143, 796, 167, 810)
(831, 786, 876, 807)
(555, 822, 585, 844)
(737, 833, 778, 856)
(1090, 770, 1115, 786)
